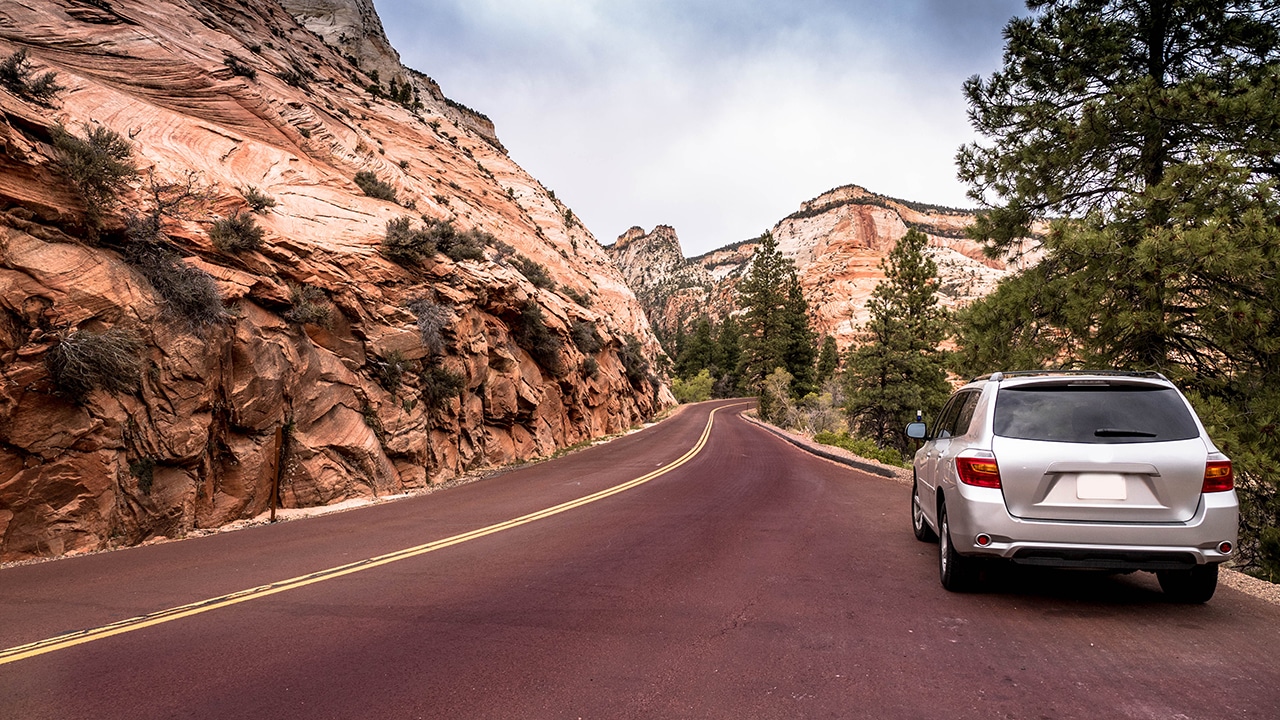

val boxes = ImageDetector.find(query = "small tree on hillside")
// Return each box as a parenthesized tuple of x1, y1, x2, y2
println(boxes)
(842, 229, 951, 452)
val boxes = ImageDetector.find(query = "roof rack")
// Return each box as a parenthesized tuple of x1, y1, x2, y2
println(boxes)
(971, 370, 1168, 383)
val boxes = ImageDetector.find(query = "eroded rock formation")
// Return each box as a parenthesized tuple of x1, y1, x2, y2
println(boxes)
(608, 185, 1038, 349)
(0, 0, 667, 562)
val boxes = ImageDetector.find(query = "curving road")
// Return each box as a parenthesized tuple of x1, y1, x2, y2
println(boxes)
(2, 399, 1279, 719)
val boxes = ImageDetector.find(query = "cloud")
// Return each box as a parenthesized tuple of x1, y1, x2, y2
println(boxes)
(377, 0, 1027, 255)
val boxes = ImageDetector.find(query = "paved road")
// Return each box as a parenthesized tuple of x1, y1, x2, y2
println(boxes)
(2, 399, 1279, 719)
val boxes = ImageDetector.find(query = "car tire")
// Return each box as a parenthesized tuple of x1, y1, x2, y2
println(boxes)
(1157, 564, 1219, 604)
(939, 501, 980, 592)
(912, 477, 937, 543)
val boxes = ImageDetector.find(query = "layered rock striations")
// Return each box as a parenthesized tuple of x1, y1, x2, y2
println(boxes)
(608, 185, 1036, 349)
(0, 0, 666, 562)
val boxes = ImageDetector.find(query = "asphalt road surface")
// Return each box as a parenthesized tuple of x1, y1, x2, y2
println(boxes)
(2, 399, 1279, 719)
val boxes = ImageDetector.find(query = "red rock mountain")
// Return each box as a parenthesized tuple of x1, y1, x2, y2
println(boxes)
(0, 0, 667, 562)
(607, 185, 1037, 349)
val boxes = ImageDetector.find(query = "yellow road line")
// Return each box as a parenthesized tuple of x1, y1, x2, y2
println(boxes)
(0, 403, 742, 666)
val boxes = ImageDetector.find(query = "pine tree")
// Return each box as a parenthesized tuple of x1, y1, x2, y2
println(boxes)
(783, 272, 818, 397)
(816, 336, 839, 384)
(674, 316, 716, 379)
(713, 315, 742, 396)
(843, 229, 951, 452)
(735, 232, 818, 399)
(953, 0, 1280, 576)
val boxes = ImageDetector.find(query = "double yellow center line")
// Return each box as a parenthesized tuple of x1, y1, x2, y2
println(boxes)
(0, 404, 736, 666)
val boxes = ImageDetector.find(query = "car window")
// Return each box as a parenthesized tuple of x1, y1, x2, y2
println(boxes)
(952, 391, 981, 437)
(993, 384, 1200, 444)
(932, 395, 962, 439)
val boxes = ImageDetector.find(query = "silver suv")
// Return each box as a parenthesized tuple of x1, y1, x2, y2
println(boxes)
(906, 371, 1238, 602)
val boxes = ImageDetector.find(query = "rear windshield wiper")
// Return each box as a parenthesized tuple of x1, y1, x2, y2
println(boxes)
(1094, 428, 1159, 438)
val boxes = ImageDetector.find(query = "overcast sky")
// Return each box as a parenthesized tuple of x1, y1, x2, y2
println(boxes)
(377, 0, 1030, 256)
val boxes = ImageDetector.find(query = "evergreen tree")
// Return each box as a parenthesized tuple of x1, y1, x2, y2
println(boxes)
(843, 229, 951, 452)
(783, 272, 818, 396)
(736, 232, 818, 399)
(713, 315, 742, 396)
(816, 336, 840, 385)
(674, 316, 716, 379)
(953, 0, 1280, 576)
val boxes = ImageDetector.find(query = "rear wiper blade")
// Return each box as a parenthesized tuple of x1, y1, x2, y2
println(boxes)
(1094, 428, 1158, 438)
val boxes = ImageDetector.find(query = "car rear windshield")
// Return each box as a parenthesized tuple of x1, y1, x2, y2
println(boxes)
(993, 383, 1201, 444)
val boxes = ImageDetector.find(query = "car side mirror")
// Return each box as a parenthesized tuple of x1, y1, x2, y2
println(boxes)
(906, 422, 927, 440)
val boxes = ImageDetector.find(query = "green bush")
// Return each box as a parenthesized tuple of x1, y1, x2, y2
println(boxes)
(47, 326, 144, 402)
(371, 350, 412, 393)
(280, 64, 312, 90)
(438, 225, 490, 262)
(242, 186, 277, 213)
(562, 286, 592, 308)
(672, 369, 714, 403)
(618, 333, 649, 387)
(51, 123, 137, 224)
(813, 431, 907, 468)
(354, 170, 397, 202)
(284, 283, 331, 327)
(223, 54, 257, 80)
(128, 243, 225, 330)
(513, 256, 554, 289)
(512, 300, 562, 372)
(420, 361, 465, 411)
(209, 211, 264, 252)
(0, 49, 63, 106)
(582, 356, 599, 379)
(129, 457, 156, 495)
(381, 216, 435, 263)
(570, 319, 602, 354)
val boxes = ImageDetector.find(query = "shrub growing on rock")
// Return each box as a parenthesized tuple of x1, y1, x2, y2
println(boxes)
(242, 186, 277, 213)
(570, 319, 602, 354)
(209, 211, 264, 252)
(420, 361, 465, 411)
(408, 296, 449, 353)
(0, 49, 63, 106)
(284, 283, 331, 327)
(618, 333, 649, 388)
(223, 54, 257, 80)
(433, 221, 490, 262)
(47, 326, 145, 402)
(512, 300, 562, 373)
(371, 350, 412, 393)
(51, 123, 137, 225)
(354, 170, 397, 202)
(128, 242, 225, 331)
(381, 216, 435, 263)
(513, 256, 554, 289)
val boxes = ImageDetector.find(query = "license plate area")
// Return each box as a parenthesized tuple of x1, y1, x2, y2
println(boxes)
(1076, 473, 1127, 500)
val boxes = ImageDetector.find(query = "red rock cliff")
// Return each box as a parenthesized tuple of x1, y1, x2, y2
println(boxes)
(0, 0, 668, 562)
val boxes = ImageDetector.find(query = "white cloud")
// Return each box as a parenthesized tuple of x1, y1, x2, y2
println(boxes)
(376, 0, 1023, 254)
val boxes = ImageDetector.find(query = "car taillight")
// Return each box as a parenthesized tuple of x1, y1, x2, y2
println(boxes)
(956, 457, 1001, 488)
(1203, 460, 1234, 493)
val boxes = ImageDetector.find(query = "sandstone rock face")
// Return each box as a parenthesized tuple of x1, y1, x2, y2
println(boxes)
(276, 0, 503, 149)
(0, 0, 667, 562)
(608, 185, 1038, 349)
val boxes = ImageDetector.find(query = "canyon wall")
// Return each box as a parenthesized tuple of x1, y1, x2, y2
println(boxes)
(0, 0, 667, 562)
(608, 185, 1038, 349)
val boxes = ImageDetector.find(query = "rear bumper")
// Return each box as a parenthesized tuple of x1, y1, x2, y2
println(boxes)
(944, 485, 1239, 569)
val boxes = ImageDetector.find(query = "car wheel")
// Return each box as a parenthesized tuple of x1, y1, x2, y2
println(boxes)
(939, 502, 980, 592)
(912, 477, 937, 542)
(1157, 564, 1219, 604)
